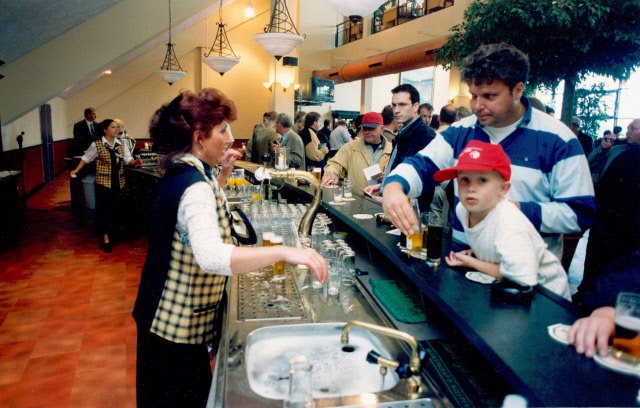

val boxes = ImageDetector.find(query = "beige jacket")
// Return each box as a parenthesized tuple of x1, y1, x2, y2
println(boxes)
(325, 137, 393, 194)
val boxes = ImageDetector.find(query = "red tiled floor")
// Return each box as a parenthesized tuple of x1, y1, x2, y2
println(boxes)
(0, 175, 148, 407)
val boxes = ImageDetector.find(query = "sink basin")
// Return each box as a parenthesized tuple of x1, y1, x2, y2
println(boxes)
(245, 322, 400, 400)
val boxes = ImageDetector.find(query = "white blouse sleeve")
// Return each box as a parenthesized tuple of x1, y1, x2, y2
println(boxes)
(176, 181, 235, 275)
(80, 142, 98, 163)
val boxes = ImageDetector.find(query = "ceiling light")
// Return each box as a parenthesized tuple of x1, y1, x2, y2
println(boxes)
(104, 70, 112, 75)
(254, 0, 304, 60)
(324, 0, 384, 22)
(244, 2, 255, 18)
(203, 0, 240, 75)
(155, 0, 186, 85)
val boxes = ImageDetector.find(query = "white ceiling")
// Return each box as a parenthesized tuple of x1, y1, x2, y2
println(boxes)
(0, 0, 125, 65)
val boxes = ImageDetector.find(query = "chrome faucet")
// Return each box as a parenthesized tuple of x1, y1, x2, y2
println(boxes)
(341, 320, 424, 398)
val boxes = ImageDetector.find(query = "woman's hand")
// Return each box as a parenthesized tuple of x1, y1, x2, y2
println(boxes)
(283, 247, 328, 282)
(70, 169, 78, 178)
(129, 159, 143, 166)
(568, 306, 615, 358)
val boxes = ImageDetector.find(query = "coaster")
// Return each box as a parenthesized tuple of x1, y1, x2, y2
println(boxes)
(594, 348, 640, 377)
(328, 201, 346, 206)
(547, 323, 570, 345)
(342, 197, 356, 201)
(465, 271, 496, 285)
(352, 214, 373, 219)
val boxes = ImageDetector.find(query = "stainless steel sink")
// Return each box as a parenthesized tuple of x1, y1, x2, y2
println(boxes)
(245, 322, 400, 400)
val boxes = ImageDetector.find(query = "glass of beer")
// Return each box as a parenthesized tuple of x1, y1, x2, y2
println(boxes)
(313, 168, 322, 183)
(426, 211, 444, 268)
(334, 183, 344, 204)
(271, 235, 285, 276)
(612, 292, 640, 363)
(406, 199, 422, 255)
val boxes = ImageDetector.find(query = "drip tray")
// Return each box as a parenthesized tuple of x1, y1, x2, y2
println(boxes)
(237, 265, 307, 321)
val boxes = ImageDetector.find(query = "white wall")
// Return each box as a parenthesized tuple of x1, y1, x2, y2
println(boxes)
(371, 74, 401, 113)
(1, 96, 67, 150)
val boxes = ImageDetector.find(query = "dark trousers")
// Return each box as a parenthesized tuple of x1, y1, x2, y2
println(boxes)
(95, 184, 121, 238)
(136, 327, 212, 408)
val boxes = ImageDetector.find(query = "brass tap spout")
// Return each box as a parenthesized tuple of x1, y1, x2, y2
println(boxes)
(267, 168, 322, 239)
(341, 320, 424, 397)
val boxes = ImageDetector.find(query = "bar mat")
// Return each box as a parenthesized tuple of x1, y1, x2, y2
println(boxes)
(370, 279, 427, 323)
(420, 339, 512, 408)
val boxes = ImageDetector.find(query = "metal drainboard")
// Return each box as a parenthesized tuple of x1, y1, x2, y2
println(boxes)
(237, 264, 307, 321)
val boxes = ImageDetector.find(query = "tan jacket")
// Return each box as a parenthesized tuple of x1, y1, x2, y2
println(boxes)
(325, 137, 393, 194)
(246, 124, 279, 163)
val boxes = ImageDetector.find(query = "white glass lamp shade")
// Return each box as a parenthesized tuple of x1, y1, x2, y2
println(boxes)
(253, 32, 304, 58)
(202, 56, 240, 75)
(323, 0, 384, 20)
(155, 69, 186, 85)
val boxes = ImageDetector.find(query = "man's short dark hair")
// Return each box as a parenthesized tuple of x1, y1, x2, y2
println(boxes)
(381, 105, 394, 126)
(275, 113, 292, 128)
(354, 114, 364, 129)
(323, 119, 331, 127)
(545, 105, 555, 115)
(461, 43, 530, 91)
(84, 107, 96, 119)
(304, 112, 321, 128)
(419, 103, 433, 113)
(391, 84, 420, 105)
(604, 130, 612, 136)
(263, 111, 278, 122)
(613, 126, 622, 134)
(439, 104, 458, 124)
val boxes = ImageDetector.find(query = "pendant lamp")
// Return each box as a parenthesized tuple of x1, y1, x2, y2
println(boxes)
(253, 0, 304, 60)
(203, 0, 240, 76)
(324, 0, 384, 21)
(155, 0, 186, 85)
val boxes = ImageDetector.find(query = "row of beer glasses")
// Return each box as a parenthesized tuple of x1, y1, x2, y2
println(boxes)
(315, 236, 356, 295)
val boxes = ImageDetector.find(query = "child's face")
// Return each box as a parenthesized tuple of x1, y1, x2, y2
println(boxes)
(457, 170, 510, 221)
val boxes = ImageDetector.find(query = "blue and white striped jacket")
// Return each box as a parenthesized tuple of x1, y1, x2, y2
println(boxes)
(383, 97, 596, 259)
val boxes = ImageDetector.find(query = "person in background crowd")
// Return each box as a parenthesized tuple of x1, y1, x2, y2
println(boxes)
(329, 120, 351, 157)
(322, 112, 393, 193)
(429, 114, 440, 131)
(441, 141, 570, 299)
(132, 89, 327, 408)
(381, 105, 398, 143)
(73, 107, 98, 154)
(246, 111, 279, 164)
(70, 119, 143, 253)
(419, 103, 433, 125)
(299, 111, 329, 170)
(348, 116, 359, 139)
(457, 106, 473, 119)
(363, 84, 436, 204)
(575, 119, 640, 310)
(114, 118, 134, 154)
(545, 105, 555, 117)
(588, 127, 627, 182)
(294, 111, 306, 134)
(437, 104, 458, 134)
(272, 113, 305, 169)
(528, 96, 547, 113)
(571, 116, 594, 157)
(317, 119, 332, 150)
(613, 125, 624, 140)
(381, 43, 595, 261)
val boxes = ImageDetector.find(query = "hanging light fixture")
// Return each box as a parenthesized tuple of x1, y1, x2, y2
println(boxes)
(323, 0, 384, 22)
(253, 0, 304, 60)
(203, 0, 240, 76)
(155, 0, 186, 85)
(244, 2, 256, 18)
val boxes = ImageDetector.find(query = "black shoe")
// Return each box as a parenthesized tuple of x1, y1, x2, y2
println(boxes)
(103, 242, 112, 253)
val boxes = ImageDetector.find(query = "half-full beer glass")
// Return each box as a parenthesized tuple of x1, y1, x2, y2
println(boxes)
(612, 292, 640, 363)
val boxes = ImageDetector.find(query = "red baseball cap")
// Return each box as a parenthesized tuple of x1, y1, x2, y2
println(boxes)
(433, 140, 511, 182)
(361, 112, 384, 128)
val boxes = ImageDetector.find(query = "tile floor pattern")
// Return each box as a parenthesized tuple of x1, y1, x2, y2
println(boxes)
(0, 175, 148, 407)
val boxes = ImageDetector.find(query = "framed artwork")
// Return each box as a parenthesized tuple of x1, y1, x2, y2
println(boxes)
(401, 67, 434, 104)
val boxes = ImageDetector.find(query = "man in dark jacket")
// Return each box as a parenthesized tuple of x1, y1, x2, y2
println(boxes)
(73, 107, 98, 154)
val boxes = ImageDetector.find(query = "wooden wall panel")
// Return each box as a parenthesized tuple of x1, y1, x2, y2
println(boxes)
(3, 145, 44, 197)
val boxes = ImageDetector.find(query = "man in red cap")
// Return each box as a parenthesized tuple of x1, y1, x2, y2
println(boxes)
(437, 140, 570, 299)
(322, 112, 393, 194)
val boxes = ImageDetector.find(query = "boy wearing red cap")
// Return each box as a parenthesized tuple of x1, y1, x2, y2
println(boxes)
(437, 141, 570, 300)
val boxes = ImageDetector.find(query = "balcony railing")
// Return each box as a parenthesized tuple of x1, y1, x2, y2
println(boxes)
(335, 19, 363, 47)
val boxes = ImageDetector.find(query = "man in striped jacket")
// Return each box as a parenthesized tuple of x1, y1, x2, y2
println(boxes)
(382, 43, 595, 261)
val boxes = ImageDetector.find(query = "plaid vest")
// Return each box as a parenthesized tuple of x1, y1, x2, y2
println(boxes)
(95, 141, 126, 188)
(150, 155, 232, 345)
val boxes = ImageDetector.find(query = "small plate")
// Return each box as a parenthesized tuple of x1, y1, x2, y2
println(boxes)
(465, 271, 496, 285)
(353, 214, 373, 219)
(594, 348, 640, 377)
(547, 323, 570, 345)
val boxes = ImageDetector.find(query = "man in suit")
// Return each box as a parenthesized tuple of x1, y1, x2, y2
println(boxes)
(73, 107, 97, 154)
(245, 111, 279, 163)
(272, 113, 305, 169)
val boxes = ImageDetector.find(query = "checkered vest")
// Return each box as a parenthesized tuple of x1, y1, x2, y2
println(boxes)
(95, 141, 125, 188)
(150, 155, 231, 345)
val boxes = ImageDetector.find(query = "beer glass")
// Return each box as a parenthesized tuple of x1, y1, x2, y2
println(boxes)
(333, 183, 344, 204)
(271, 235, 285, 276)
(313, 168, 322, 183)
(426, 211, 444, 267)
(612, 292, 640, 363)
(406, 199, 422, 254)
(343, 178, 353, 199)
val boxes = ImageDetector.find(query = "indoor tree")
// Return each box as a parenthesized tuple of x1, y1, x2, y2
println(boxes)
(436, 0, 640, 126)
